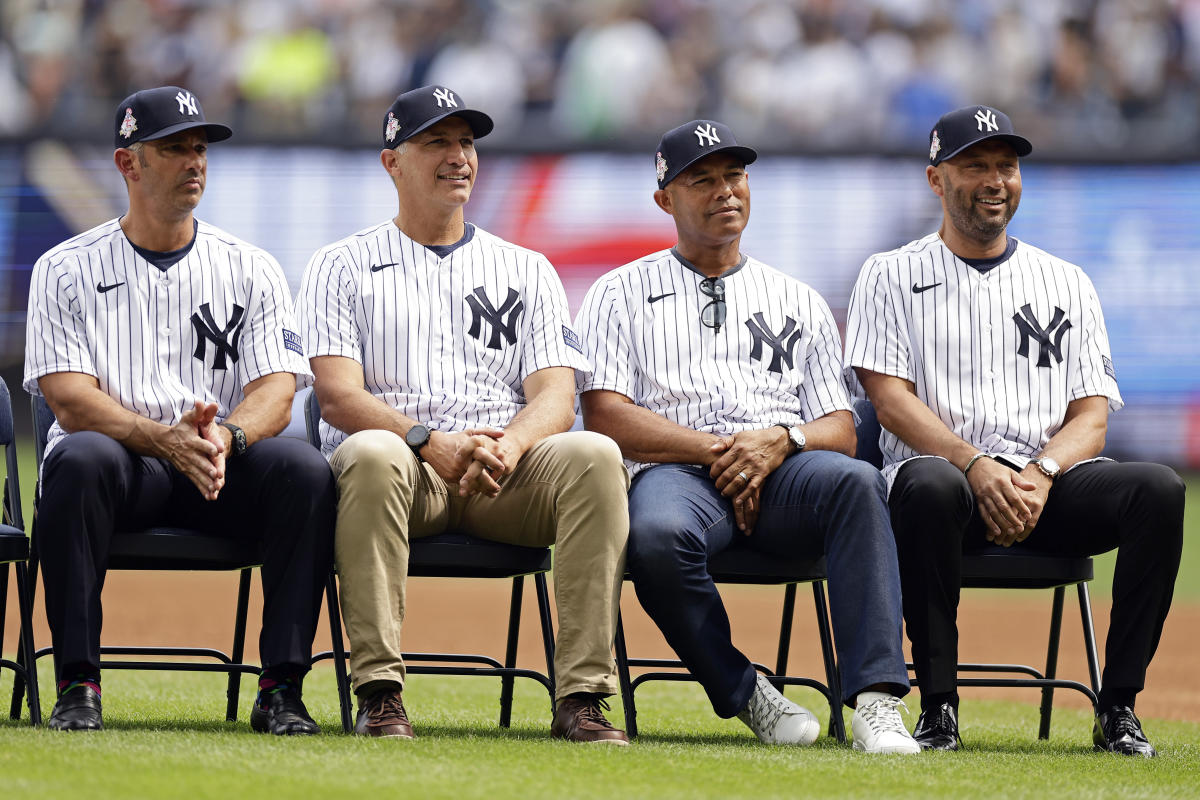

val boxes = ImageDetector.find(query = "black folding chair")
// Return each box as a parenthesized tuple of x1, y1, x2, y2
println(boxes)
(27, 394, 347, 727)
(854, 398, 1101, 738)
(0, 377, 41, 725)
(304, 389, 557, 729)
(612, 551, 845, 741)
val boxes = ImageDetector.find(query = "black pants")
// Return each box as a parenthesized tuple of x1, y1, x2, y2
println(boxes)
(37, 431, 336, 682)
(889, 457, 1184, 710)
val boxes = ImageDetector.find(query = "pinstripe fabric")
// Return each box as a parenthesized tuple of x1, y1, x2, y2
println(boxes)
(575, 249, 852, 475)
(843, 233, 1123, 484)
(296, 221, 589, 455)
(24, 218, 310, 460)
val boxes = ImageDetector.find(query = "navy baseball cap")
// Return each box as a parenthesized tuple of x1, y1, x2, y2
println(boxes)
(113, 86, 232, 148)
(928, 105, 1032, 166)
(655, 120, 758, 189)
(382, 85, 494, 148)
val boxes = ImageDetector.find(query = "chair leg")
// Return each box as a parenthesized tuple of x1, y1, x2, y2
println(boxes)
(812, 581, 845, 743)
(1038, 586, 1066, 739)
(613, 611, 637, 738)
(226, 568, 252, 722)
(775, 583, 797, 682)
(534, 573, 556, 688)
(498, 576, 524, 728)
(1077, 583, 1102, 705)
(325, 572, 353, 733)
(15, 561, 41, 725)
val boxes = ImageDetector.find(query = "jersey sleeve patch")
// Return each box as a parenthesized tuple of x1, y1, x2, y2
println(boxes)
(282, 329, 304, 355)
(1102, 355, 1116, 379)
(562, 324, 583, 354)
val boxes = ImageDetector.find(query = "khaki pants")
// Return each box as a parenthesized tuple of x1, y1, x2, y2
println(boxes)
(329, 429, 629, 701)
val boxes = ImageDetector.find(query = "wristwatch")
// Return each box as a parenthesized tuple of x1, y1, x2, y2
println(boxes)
(405, 424, 432, 461)
(775, 423, 806, 454)
(220, 422, 247, 457)
(1030, 456, 1061, 481)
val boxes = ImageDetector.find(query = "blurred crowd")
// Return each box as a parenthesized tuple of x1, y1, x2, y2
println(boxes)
(2, 0, 1199, 157)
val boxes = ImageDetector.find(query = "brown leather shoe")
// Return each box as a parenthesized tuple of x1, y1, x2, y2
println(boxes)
(354, 688, 415, 739)
(551, 693, 629, 745)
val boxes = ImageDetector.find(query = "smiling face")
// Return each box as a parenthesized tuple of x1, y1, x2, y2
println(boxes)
(122, 129, 209, 218)
(387, 116, 478, 211)
(654, 152, 750, 250)
(929, 139, 1022, 255)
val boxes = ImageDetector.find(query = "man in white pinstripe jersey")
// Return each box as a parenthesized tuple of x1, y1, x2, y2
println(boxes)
(295, 85, 630, 743)
(575, 120, 919, 753)
(845, 105, 1183, 755)
(24, 87, 335, 734)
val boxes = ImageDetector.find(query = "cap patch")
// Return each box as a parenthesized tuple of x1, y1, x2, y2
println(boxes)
(656, 152, 668, 184)
(119, 108, 138, 140)
(929, 130, 941, 161)
(385, 112, 400, 143)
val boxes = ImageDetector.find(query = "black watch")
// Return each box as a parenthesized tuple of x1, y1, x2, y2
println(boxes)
(405, 424, 432, 461)
(220, 422, 248, 457)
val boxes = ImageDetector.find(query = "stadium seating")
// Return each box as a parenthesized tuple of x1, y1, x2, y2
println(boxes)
(303, 389, 557, 730)
(0, 376, 40, 725)
(26, 394, 347, 728)
(854, 398, 1101, 738)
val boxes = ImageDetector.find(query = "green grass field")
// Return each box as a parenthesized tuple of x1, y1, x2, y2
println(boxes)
(1, 665, 1198, 800)
(3, 451, 1198, 798)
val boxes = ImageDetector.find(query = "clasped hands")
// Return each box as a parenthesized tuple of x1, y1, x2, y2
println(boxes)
(161, 400, 226, 501)
(966, 456, 1052, 546)
(708, 427, 790, 534)
(423, 428, 520, 498)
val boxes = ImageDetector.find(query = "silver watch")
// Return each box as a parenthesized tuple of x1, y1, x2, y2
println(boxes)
(1031, 456, 1061, 480)
(776, 423, 806, 454)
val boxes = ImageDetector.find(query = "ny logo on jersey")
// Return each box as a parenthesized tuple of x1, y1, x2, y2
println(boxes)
(1013, 304, 1071, 367)
(745, 313, 803, 375)
(975, 108, 998, 132)
(433, 88, 458, 108)
(191, 303, 245, 370)
(466, 287, 524, 350)
(694, 123, 721, 147)
(176, 90, 199, 116)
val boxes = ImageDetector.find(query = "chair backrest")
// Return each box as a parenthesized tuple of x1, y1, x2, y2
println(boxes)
(304, 389, 321, 448)
(853, 397, 884, 469)
(1, 376, 24, 530)
(31, 394, 55, 469)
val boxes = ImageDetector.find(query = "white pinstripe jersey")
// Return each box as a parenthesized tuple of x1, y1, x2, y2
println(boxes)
(575, 249, 853, 475)
(296, 221, 589, 456)
(24, 217, 311, 460)
(843, 233, 1123, 485)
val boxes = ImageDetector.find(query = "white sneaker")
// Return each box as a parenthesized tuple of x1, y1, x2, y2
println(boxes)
(736, 674, 820, 745)
(851, 695, 921, 754)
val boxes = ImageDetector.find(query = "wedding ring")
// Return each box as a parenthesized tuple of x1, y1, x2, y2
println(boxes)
(737, 471, 749, 483)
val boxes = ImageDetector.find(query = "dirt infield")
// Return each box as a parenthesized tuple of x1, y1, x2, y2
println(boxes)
(5, 573, 1197, 721)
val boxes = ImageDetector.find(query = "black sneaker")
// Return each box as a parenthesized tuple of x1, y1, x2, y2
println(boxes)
(1093, 706, 1156, 757)
(912, 701, 962, 751)
(48, 684, 103, 732)
(250, 685, 320, 736)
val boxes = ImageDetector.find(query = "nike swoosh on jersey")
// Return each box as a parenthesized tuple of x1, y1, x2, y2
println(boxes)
(911, 282, 942, 294)
(97, 281, 126, 293)
(370, 262, 399, 272)
(647, 292, 676, 303)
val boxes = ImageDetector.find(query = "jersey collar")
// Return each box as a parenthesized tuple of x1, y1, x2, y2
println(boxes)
(670, 247, 747, 280)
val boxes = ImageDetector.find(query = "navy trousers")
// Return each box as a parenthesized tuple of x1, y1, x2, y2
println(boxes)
(627, 451, 910, 717)
(37, 431, 336, 681)
(889, 457, 1184, 710)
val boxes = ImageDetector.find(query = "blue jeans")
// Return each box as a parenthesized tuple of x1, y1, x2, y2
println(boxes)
(627, 451, 909, 717)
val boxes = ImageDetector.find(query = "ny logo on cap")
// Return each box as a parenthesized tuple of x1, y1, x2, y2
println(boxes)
(694, 123, 720, 147)
(176, 90, 199, 116)
(974, 108, 998, 132)
(433, 88, 458, 109)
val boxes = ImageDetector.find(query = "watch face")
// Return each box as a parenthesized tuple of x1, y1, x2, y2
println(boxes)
(406, 424, 430, 449)
(789, 426, 806, 451)
(1039, 457, 1060, 476)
